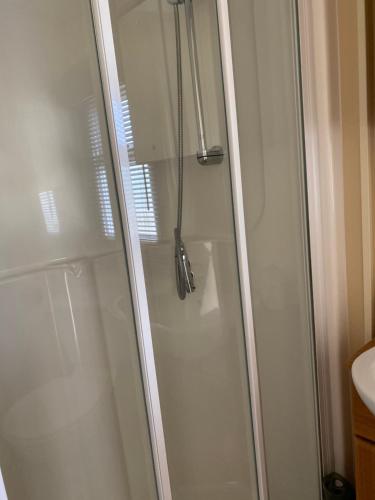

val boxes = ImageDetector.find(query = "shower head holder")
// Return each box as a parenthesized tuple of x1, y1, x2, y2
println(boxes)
(197, 146, 224, 166)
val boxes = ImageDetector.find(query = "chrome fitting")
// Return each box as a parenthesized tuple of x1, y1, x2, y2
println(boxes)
(197, 146, 224, 166)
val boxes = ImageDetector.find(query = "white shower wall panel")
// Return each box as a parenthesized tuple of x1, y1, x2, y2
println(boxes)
(0, 261, 130, 499)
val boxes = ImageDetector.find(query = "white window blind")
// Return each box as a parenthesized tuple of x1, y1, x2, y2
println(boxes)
(87, 97, 116, 239)
(120, 84, 159, 242)
(86, 88, 159, 242)
(39, 190, 60, 234)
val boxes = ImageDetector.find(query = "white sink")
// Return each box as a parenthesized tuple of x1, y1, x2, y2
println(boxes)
(352, 347, 375, 416)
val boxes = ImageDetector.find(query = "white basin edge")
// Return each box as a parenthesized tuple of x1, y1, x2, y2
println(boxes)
(352, 347, 375, 417)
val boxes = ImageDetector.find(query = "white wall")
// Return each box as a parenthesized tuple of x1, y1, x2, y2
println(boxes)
(299, 0, 371, 480)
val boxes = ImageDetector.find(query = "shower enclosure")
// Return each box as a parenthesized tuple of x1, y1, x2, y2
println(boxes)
(0, 1, 321, 500)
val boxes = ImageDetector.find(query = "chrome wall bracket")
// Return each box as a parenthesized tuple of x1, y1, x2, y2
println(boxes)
(197, 145, 224, 165)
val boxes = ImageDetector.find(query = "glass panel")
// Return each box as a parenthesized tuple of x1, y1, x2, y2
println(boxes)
(228, 1, 322, 500)
(108, 1, 259, 500)
(0, 1, 157, 499)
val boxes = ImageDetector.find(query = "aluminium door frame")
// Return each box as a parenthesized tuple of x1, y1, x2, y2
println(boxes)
(90, 1, 173, 499)
(216, 2, 269, 499)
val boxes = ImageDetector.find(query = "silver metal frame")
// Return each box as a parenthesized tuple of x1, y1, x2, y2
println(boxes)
(216, 2, 269, 499)
(184, 0, 207, 157)
(170, 0, 224, 165)
(184, 0, 224, 165)
(90, 2, 172, 499)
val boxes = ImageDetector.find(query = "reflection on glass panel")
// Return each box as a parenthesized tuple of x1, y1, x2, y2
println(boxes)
(129, 164, 158, 241)
(120, 84, 135, 150)
(96, 164, 116, 239)
(109, 1, 259, 499)
(0, 0, 158, 499)
(39, 191, 60, 234)
(86, 97, 116, 240)
(120, 83, 159, 242)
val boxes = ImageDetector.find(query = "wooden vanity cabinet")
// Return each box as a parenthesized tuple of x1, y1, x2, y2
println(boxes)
(354, 436, 375, 499)
(352, 340, 375, 500)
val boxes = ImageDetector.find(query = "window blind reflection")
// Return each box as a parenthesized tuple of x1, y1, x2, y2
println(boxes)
(120, 84, 159, 242)
(39, 191, 60, 234)
(87, 97, 116, 239)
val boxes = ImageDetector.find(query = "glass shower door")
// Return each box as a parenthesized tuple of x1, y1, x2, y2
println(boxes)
(107, 1, 260, 499)
(0, 0, 323, 499)
(0, 1, 157, 499)
(228, 1, 322, 499)
(105, 0, 322, 500)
